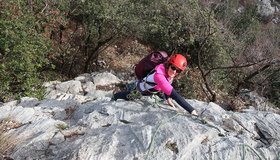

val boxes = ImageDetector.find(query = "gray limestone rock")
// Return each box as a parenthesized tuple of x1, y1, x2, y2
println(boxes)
(0, 72, 279, 160)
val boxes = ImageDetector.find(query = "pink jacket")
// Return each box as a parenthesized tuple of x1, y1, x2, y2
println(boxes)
(137, 64, 173, 96)
(153, 64, 173, 95)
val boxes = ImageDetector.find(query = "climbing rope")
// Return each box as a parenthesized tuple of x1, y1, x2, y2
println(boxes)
(151, 95, 187, 115)
(241, 144, 266, 160)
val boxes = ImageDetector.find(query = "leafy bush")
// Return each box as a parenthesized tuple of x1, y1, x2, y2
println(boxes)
(0, 1, 50, 101)
(0, 0, 278, 108)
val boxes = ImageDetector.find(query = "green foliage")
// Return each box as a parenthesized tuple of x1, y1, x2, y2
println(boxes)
(231, 7, 261, 41)
(70, 1, 121, 35)
(0, 2, 50, 101)
(52, 0, 141, 74)
(0, 0, 278, 107)
(224, 8, 278, 100)
(214, 3, 260, 46)
(213, 0, 240, 21)
(267, 72, 280, 108)
(135, 0, 199, 51)
(173, 74, 197, 99)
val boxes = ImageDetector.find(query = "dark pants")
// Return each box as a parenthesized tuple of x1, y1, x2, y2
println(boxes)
(113, 88, 195, 114)
(112, 91, 131, 100)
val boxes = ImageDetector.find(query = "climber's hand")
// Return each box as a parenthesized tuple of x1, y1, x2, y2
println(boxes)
(191, 110, 198, 116)
(167, 98, 176, 108)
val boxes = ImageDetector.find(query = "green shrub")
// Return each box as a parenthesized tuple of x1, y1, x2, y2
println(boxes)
(0, 2, 50, 101)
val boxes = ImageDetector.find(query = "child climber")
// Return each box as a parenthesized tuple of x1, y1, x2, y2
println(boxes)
(112, 53, 198, 116)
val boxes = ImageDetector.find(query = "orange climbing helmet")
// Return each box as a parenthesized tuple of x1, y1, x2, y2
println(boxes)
(168, 53, 188, 71)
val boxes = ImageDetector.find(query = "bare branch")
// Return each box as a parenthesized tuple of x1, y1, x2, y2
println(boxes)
(205, 59, 268, 76)
(41, 2, 48, 13)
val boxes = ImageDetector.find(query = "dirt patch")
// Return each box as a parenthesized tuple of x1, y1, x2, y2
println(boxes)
(98, 39, 151, 75)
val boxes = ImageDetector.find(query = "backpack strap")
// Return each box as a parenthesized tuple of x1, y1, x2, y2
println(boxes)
(137, 69, 160, 94)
